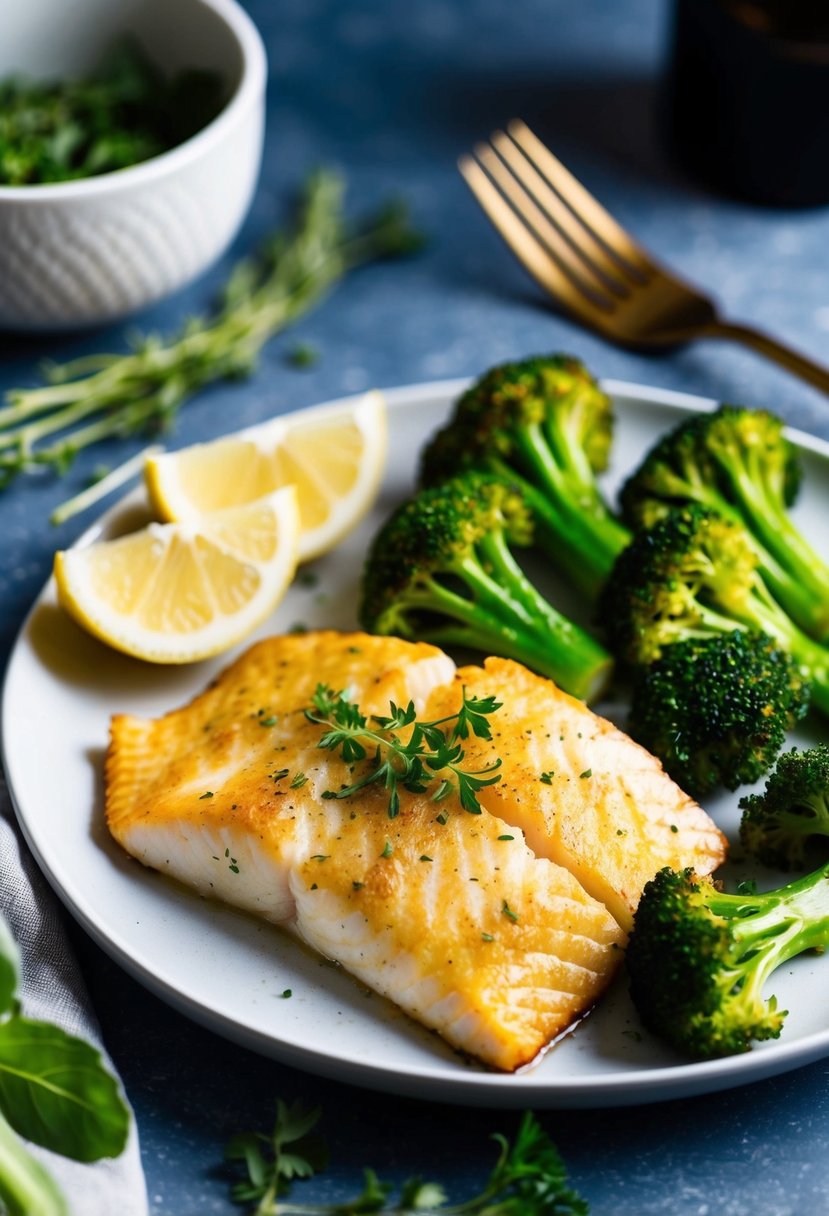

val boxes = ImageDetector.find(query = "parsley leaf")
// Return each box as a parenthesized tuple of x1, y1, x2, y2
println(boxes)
(226, 1105, 588, 1214)
(305, 685, 502, 819)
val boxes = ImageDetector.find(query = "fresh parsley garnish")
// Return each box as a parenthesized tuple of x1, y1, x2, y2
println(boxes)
(305, 685, 502, 819)
(226, 1102, 588, 1214)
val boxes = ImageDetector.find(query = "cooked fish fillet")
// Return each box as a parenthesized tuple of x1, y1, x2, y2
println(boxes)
(106, 632, 625, 1071)
(426, 656, 727, 932)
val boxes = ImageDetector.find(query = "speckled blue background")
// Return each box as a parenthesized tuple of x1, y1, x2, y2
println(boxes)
(2, 0, 829, 1212)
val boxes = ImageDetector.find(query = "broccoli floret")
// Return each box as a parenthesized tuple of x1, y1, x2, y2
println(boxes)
(620, 405, 829, 642)
(626, 863, 829, 1060)
(629, 631, 809, 797)
(419, 355, 630, 599)
(601, 505, 829, 715)
(740, 745, 829, 870)
(359, 471, 613, 702)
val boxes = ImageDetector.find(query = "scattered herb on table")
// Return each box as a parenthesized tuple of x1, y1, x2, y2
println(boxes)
(1, 169, 422, 495)
(285, 342, 320, 369)
(305, 684, 503, 818)
(0, 40, 225, 186)
(0, 912, 130, 1215)
(226, 1099, 589, 1215)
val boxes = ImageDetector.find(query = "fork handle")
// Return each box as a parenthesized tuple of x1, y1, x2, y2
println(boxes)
(705, 320, 829, 397)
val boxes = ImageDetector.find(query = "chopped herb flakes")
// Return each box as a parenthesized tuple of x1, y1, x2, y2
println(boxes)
(419, 855, 433, 863)
(497, 834, 514, 841)
(579, 768, 593, 779)
(540, 770, 554, 784)
(259, 716, 278, 728)
(381, 840, 393, 858)
(502, 900, 519, 923)
(280, 989, 292, 999)
(290, 772, 308, 789)
(481, 933, 494, 942)
(199, 791, 214, 800)
(311, 854, 330, 862)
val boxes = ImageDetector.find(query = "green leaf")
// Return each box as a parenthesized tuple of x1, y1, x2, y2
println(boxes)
(0, 1015, 130, 1161)
(333, 1167, 392, 1213)
(0, 1109, 66, 1216)
(0, 914, 20, 1016)
(399, 1177, 447, 1209)
(225, 1131, 269, 1187)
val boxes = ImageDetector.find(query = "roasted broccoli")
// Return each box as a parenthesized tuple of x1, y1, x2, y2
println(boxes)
(629, 631, 810, 797)
(359, 471, 613, 701)
(620, 405, 829, 642)
(626, 863, 829, 1060)
(419, 355, 630, 599)
(601, 505, 829, 715)
(740, 745, 829, 870)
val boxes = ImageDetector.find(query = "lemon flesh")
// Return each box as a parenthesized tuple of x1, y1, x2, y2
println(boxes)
(145, 390, 387, 561)
(54, 487, 299, 664)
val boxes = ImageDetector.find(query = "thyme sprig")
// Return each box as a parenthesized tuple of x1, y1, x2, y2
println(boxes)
(0, 169, 422, 489)
(226, 1101, 589, 1215)
(305, 684, 503, 818)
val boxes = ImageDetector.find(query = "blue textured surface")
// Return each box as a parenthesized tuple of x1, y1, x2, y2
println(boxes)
(3, 0, 829, 1212)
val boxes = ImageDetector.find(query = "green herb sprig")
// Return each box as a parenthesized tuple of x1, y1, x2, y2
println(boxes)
(226, 1100, 589, 1215)
(0, 912, 130, 1215)
(0, 169, 422, 494)
(304, 685, 503, 818)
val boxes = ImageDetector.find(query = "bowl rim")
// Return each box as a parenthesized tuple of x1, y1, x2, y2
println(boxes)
(0, 0, 267, 203)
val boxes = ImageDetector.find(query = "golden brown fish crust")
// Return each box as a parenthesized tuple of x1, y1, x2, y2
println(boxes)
(426, 656, 728, 932)
(106, 632, 626, 1072)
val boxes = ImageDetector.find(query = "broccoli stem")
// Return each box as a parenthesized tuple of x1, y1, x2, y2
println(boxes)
(408, 570, 611, 702)
(711, 863, 829, 1001)
(695, 472, 828, 641)
(738, 586, 829, 717)
(728, 463, 829, 640)
(511, 424, 630, 597)
(482, 457, 601, 598)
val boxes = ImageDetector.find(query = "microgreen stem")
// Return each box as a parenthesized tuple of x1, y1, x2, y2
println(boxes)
(50, 444, 163, 526)
(0, 171, 421, 488)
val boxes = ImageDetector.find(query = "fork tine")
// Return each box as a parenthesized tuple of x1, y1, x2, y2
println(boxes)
(508, 119, 655, 278)
(489, 129, 633, 292)
(475, 141, 627, 305)
(458, 155, 613, 327)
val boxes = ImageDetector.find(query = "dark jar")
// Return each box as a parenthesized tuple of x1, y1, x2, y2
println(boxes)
(666, 0, 829, 207)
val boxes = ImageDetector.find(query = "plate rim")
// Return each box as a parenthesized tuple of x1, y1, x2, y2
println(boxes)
(4, 375, 829, 1109)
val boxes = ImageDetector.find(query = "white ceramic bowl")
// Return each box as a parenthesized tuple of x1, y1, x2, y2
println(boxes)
(0, 0, 267, 331)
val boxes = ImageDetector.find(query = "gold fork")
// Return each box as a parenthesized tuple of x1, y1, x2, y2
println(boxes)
(460, 119, 829, 396)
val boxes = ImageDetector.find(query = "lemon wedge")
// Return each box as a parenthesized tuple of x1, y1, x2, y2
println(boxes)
(145, 390, 387, 562)
(54, 487, 299, 663)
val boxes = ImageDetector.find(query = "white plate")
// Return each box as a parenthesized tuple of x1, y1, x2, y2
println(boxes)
(4, 378, 829, 1109)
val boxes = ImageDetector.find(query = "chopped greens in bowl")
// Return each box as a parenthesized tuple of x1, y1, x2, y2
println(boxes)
(0, 40, 226, 187)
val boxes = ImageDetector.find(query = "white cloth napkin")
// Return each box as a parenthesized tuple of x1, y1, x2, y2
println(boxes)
(0, 769, 149, 1216)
